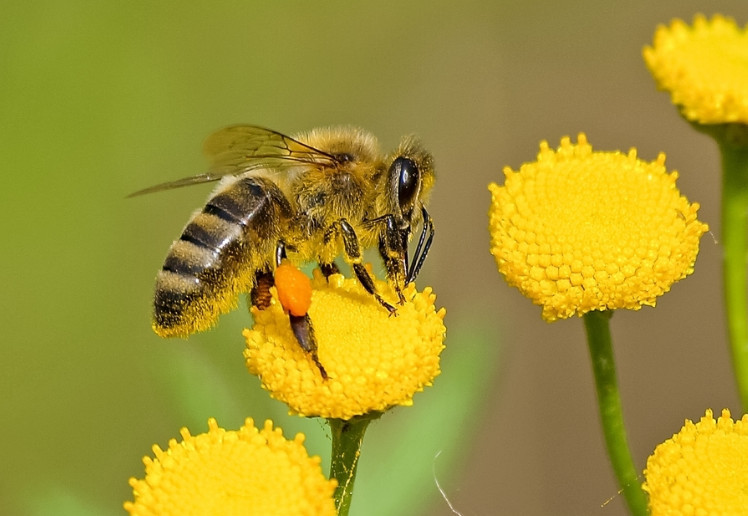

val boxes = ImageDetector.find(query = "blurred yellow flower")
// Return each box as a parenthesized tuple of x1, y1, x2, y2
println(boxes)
(124, 418, 336, 516)
(644, 409, 748, 515)
(488, 134, 708, 321)
(644, 14, 748, 124)
(244, 271, 446, 419)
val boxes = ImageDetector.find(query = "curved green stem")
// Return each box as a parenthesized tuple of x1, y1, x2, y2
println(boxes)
(328, 413, 380, 516)
(583, 311, 648, 516)
(718, 141, 748, 413)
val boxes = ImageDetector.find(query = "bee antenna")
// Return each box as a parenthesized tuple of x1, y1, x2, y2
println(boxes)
(406, 205, 434, 284)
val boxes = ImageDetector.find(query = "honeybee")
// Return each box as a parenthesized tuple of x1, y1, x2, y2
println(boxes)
(131, 125, 435, 377)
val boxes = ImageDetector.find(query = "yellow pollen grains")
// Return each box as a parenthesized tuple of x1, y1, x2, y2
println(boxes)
(124, 418, 337, 516)
(244, 271, 446, 420)
(644, 14, 748, 124)
(644, 409, 748, 515)
(488, 134, 708, 321)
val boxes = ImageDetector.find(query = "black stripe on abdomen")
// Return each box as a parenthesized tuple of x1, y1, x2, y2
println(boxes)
(205, 178, 270, 226)
(180, 221, 229, 252)
(204, 202, 243, 225)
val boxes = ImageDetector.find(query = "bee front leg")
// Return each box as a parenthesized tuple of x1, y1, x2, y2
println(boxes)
(327, 219, 397, 314)
(377, 215, 408, 304)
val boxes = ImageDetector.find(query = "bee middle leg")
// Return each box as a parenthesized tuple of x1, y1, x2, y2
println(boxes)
(325, 219, 397, 314)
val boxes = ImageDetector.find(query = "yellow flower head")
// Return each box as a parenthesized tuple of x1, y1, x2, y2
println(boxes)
(244, 271, 446, 420)
(644, 14, 748, 124)
(488, 134, 708, 321)
(124, 418, 336, 516)
(644, 409, 748, 515)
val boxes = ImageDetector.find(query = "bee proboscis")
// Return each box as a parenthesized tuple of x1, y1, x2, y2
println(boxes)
(131, 125, 435, 377)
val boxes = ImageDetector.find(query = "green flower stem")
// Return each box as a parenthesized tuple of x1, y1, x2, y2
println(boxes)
(718, 140, 748, 414)
(583, 311, 648, 516)
(328, 413, 380, 516)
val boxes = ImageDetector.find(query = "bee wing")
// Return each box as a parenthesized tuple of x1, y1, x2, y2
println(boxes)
(203, 125, 335, 172)
(128, 125, 336, 197)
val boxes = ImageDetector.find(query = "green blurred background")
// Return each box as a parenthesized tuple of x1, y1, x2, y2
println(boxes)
(3, 1, 748, 515)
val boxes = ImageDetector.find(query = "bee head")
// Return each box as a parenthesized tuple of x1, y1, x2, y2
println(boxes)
(386, 136, 435, 230)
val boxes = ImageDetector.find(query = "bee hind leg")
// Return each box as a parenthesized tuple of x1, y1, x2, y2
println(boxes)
(251, 268, 327, 378)
(250, 269, 274, 310)
(289, 314, 327, 379)
(271, 243, 328, 379)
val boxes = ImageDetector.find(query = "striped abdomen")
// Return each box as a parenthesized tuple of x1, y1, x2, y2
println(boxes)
(153, 176, 292, 337)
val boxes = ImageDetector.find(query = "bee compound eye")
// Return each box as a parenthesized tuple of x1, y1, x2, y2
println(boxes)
(392, 156, 420, 213)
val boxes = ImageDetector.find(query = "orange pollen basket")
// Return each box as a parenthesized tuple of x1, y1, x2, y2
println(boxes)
(274, 260, 313, 316)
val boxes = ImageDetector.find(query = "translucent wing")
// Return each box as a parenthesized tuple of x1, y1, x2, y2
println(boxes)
(128, 125, 337, 197)
(203, 125, 336, 174)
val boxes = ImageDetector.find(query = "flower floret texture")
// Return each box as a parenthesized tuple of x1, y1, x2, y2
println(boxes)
(644, 409, 748, 515)
(644, 14, 748, 124)
(125, 418, 336, 516)
(488, 134, 708, 321)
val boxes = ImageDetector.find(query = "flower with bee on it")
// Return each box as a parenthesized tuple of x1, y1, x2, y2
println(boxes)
(244, 270, 446, 420)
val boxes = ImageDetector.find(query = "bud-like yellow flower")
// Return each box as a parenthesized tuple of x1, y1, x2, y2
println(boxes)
(645, 14, 748, 124)
(488, 134, 708, 321)
(644, 409, 748, 515)
(125, 418, 336, 516)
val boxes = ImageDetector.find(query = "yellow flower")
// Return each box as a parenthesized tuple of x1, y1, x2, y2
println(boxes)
(644, 409, 748, 515)
(488, 134, 708, 321)
(124, 418, 336, 516)
(244, 271, 446, 420)
(644, 14, 748, 124)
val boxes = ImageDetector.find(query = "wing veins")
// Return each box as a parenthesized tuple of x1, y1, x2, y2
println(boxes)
(129, 125, 338, 197)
